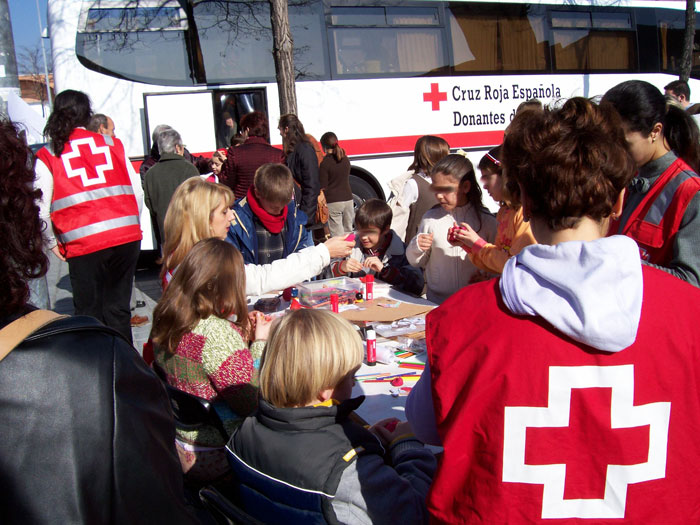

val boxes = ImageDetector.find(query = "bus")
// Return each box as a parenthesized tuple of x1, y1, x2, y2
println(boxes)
(48, 0, 700, 249)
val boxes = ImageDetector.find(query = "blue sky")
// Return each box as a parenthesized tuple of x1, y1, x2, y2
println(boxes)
(8, 0, 49, 67)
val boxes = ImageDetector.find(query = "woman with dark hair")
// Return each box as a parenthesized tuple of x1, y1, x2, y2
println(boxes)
(602, 80, 700, 287)
(388, 135, 450, 243)
(406, 97, 700, 522)
(34, 89, 144, 342)
(278, 113, 320, 226)
(0, 119, 199, 523)
(219, 110, 284, 198)
(319, 131, 354, 237)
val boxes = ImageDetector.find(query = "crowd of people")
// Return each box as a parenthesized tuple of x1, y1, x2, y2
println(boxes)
(2, 78, 700, 523)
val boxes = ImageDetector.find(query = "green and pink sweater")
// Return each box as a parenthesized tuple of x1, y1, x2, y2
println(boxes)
(155, 315, 265, 447)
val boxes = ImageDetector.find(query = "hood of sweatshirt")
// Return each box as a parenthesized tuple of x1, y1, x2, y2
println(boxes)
(499, 235, 642, 352)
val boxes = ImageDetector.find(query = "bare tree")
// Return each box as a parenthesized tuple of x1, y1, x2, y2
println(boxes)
(18, 44, 53, 111)
(680, 0, 696, 82)
(84, 0, 300, 113)
(269, 0, 297, 115)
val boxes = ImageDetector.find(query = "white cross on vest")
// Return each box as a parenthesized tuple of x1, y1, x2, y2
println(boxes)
(502, 365, 670, 519)
(62, 137, 114, 187)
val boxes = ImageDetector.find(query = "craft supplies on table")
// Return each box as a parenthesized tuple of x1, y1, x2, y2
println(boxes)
(297, 277, 363, 309)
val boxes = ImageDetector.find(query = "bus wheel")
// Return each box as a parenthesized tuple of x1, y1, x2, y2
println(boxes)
(349, 175, 378, 209)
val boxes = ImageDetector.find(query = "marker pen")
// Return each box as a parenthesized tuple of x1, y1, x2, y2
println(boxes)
(330, 293, 339, 313)
(366, 328, 377, 366)
(364, 274, 374, 301)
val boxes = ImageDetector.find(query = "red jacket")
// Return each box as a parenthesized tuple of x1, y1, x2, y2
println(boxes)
(427, 268, 700, 523)
(220, 136, 284, 198)
(36, 129, 141, 258)
(610, 157, 700, 265)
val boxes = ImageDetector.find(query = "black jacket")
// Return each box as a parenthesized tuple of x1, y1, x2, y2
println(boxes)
(0, 312, 201, 524)
(229, 397, 384, 524)
(286, 141, 320, 225)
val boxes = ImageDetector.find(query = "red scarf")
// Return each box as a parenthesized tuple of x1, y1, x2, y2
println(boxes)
(246, 187, 288, 234)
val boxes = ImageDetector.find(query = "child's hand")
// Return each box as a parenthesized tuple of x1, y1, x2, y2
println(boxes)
(453, 222, 483, 249)
(417, 232, 434, 252)
(371, 419, 415, 446)
(363, 256, 384, 273)
(253, 311, 273, 341)
(368, 417, 401, 445)
(342, 258, 363, 273)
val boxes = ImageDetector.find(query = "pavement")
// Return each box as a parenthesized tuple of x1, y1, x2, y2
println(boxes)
(46, 251, 162, 355)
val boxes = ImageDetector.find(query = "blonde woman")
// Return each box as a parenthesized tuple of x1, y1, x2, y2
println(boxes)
(152, 238, 271, 481)
(161, 178, 355, 294)
(228, 309, 436, 524)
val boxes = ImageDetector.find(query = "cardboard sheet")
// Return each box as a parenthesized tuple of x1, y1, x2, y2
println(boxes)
(339, 298, 434, 323)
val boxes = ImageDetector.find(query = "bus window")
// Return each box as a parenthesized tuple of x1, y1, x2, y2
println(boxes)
(195, 0, 327, 84)
(77, 0, 327, 86)
(447, 5, 548, 73)
(656, 9, 700, 78)
(550, 10, 635, 71)
(329, 6, 446, 77)
(214, 89, 267, 149)
(77, 4, 190, 85)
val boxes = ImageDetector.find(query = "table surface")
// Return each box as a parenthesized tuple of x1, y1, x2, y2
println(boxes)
(248, 281, 435, 426)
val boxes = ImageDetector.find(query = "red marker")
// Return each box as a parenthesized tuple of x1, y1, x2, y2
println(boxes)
(364, 274, 374, 301)
(384, 420, 399, 432)
(330, 293, 339, 313)
(366, 329, 376, 366)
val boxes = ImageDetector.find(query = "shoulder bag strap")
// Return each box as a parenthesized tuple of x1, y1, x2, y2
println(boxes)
(0, 310, 69, 362)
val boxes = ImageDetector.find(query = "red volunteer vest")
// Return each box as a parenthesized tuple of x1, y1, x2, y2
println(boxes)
(36, 129, 141, 258)
(427, 269, 700, 523)
(609, 158, 700, 265)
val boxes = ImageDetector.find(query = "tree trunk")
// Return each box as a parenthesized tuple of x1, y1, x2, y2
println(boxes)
(269, 0, 297, 115)
(680, 0, 696, 82)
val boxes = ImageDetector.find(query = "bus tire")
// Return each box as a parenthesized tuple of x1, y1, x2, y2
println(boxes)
(350, 175, 378, 208)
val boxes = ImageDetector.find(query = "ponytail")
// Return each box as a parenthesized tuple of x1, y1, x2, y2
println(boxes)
(320, 131, 346, 161)
(665, 104, 700, 173)
(44, 90, 92, 156)
(603, 80, 700, 172)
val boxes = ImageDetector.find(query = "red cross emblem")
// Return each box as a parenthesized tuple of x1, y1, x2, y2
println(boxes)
(423, 83, 447, 111)
(503, 365, 670, 519)
(62, 137, 114, 187)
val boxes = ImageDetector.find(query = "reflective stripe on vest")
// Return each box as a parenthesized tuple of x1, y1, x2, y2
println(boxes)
(51, 185, 135, 212)
(619, 158, 700, 264)
(60, 215, 140, 243)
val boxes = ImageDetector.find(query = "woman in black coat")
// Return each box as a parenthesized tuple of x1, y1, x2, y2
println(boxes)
(278, 114, 320, 226)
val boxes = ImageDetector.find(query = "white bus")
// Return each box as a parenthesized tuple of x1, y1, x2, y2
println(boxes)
(48, 0, 700, 249)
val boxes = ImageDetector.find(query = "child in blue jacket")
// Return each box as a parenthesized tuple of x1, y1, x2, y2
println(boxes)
(226, 163, 313, 264)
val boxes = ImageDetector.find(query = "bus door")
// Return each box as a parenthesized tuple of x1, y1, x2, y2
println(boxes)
(212, 88, 268, 148)
(143, 90, 217, 156)
(143, 88, 268, 155)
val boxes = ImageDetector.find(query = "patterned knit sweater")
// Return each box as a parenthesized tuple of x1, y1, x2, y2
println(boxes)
(468, 205, 536, 274)
(155, 315, 265, 447)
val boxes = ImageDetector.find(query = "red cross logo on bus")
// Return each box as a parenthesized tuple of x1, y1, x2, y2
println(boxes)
(423, 83, 447, 111)
(62, 137, 113, 187)
(503, 365, 670, 519)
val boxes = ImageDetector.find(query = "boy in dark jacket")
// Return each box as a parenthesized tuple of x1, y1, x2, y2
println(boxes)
(332, 198, 424, 296)
(226, 163, 313, 265)
(228, 309, 436, 524)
